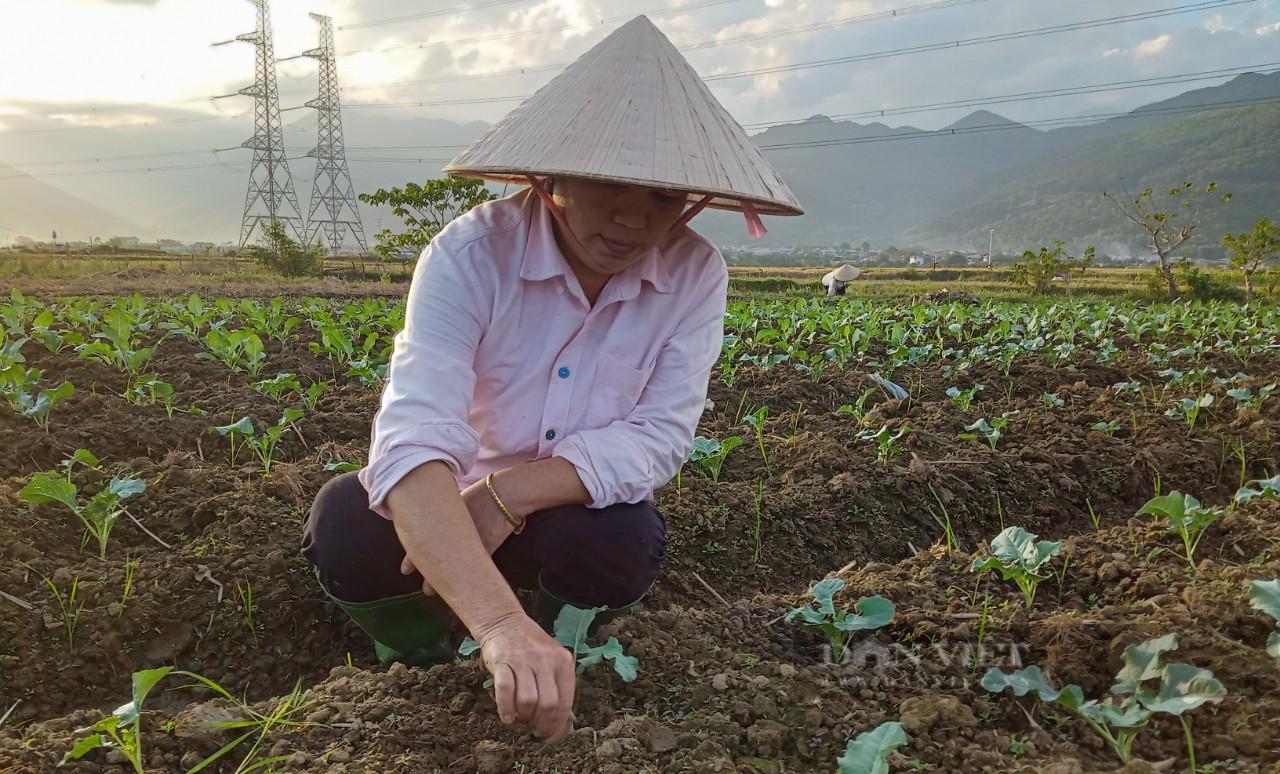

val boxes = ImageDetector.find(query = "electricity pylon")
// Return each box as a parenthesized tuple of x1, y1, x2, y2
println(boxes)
(301, 13, 367, 256)
(214, 0, 304, 248)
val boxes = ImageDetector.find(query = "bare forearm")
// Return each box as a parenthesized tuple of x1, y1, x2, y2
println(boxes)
(387, 461, 523, 639)
(492, 457, 590, 517)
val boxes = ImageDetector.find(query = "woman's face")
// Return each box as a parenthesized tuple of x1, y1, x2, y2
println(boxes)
(551, 177, 688, 276)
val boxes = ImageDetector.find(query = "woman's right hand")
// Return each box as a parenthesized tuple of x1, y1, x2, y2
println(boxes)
(478, 612, 577, 742)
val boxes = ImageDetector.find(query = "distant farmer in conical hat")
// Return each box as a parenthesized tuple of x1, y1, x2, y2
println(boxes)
(302, 15, 801, 743)
(821, 264, 860, 297)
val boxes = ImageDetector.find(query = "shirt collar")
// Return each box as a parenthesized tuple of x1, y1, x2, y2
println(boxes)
(519, 189, 676, 299)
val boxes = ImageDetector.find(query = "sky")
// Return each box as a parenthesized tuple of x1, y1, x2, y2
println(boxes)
(2, 0, 1279, 134)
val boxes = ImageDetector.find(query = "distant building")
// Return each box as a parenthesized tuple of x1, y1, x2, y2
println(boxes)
(108, 236, 140, 247)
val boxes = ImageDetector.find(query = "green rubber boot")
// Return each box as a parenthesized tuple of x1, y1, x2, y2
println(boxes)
(530, 573, 651, 638)
(323, 585, 457, 668)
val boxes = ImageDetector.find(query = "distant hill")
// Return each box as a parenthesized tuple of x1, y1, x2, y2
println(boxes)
(693, 69, 1280, 251)
(908, 100, 1280, 256)
(0, 160, 146, 241)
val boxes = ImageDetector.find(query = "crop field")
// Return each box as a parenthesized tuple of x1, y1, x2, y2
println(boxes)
(2, 287, 1279, 773)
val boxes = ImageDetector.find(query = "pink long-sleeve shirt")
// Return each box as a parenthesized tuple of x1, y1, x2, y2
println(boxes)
(357, 188, 729, 517)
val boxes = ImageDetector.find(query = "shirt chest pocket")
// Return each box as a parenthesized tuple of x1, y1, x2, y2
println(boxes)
(583, 353, 654, 429)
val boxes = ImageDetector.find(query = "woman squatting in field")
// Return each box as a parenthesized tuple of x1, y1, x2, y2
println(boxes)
(300, 16, 801, 743)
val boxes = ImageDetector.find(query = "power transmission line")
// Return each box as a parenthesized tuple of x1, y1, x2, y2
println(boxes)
(705, 0, 1257, 81)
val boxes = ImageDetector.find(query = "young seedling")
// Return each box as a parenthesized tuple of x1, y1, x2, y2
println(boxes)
(856, 424, 910, 464)
(123, 375, 174, 417)
(19, 466, 145, 560)
(786, 578, 894, 662)
(60, 448, 100, 480)
(61, 666, 173, 773)
(552, 604, 639, 682)
(237, 579, 260, 641)
(1091, 419, 1120, 436)
(1234, 474, 1280, 506)
(119, 557, 140, 615)
(836, 387, 878, 422)
(1042, 392, 1065, 408)
(20, 562, 85, 653)
(1225, 383, 1275, 412)
(252, 372, 303, 403)
(1136, 492, 1222, 571)
(961, 414, 1012, 451)
(687, 435, 743, 482)
(982, 633, 1225, 770)
(744, 405, 771, 474)
(245, 408, 305, 475)
(1247, 579, 1280, 661)
(969, 527, 1062, 608)
(300, 379, 328, 411)
(212, 416, 254, 466)
(945, 384, 984, 412)
(1164, 394, 1214, 431)
(836, 721, 908, 774)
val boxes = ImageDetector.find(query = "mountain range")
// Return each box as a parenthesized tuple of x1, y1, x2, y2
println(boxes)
(2, 70, 1278, 256)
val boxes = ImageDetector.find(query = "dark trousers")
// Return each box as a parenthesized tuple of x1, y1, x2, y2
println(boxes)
(301, 472, 667, 608)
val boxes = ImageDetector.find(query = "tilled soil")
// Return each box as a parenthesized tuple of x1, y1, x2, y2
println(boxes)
(2, 303, 1279, 772)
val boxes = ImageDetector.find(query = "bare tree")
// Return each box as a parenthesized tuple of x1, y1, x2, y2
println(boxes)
(1101, 181, 1231, 297)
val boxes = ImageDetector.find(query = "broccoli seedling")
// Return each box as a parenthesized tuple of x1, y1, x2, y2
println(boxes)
(836, 721, 908, 774)
(1136, 492, 1221, 571)
(245, 408, 305, 475)
(945, 384, 983, 412)
(982, 633, 1225, 769)
(786, 578, 894, 661)
(856, 424, 909, 464)
(458, 604, 639, 684)
(1234, 475, 1280, 506)
(61, 667, 173, 773)
(961, 413, 1012, 450)
(1248, 579, 1280, 661)
(20, 465, 145, 560)
(687, 435, 743, 482)
(1225, 383, 1275, 412)
(1164, 394, 1214, 430)
(969, 527, 1061, 609)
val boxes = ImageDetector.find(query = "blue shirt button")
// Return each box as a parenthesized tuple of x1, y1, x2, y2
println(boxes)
(545, 429, 557, 441)
(558, 367, 570, 378)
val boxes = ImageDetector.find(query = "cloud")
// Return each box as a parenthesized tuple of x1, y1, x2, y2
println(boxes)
(1135, 33, 1172, 57)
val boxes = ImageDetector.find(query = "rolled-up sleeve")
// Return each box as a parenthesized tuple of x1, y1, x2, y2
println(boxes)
(553, 261, 728, 508)
(358, 234, 487, 519)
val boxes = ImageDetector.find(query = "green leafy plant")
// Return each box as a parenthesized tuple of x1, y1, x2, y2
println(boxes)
(686, 435, 743, 482)
(20, 562, 85, 653)
(252, 372, 302, 402)
(961, 413, 1012, 450)
(1091, 419, 1120, 436)
(1225, 383, 1275, 412)
(969, 527, 1062, 608)
(856, 424, 910, 464)
(552, 604, 639, 682)
(744, 405, 770, 474)
(982, 633, 1225, 769)
(836, 721, 908, 774)
(1136, 492, 1222, 571)
(786, 578, 894, 661)
(1042, 392, 1065, 408)
(1165, 394, 1214, 430)
(123, 374, 174, 417)
(19, 466, 145, 560)
(1234, 474, 1280, 506)
(1245, 579, 1278, 662)
(213, 417, 255, 466)
(244, 409, 305, 475)
(0, 364, 74, 429)
(62, 667, 316, 773)
(237, 579, 260, 641)
(199, 328, 267, 375)
(836, 387, 878, 422)
(945, 384, 983, 412)
(61, 666, 173, 772)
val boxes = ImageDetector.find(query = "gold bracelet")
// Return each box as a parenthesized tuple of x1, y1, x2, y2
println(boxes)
(485, 472, 524, 534)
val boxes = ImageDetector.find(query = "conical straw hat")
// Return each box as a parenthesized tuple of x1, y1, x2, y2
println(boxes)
(445, 16, 802, 217)
(824, 264, 860, 283)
